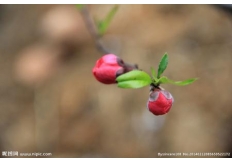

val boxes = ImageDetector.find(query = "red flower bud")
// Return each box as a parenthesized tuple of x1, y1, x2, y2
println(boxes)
(92, 54, 137, 84)
(147, 88, 174, 116)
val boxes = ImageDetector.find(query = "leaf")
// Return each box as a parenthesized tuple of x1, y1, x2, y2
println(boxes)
(117, 80, 150, 89)
(76, 4, 84, 10)
(116, 70, 152, 89)
(151, 67, 156, 79)
(173, 78, 198, 86)
(159, 76, 198, 86)
(97, 5, 119, 35)
(157, 53, 168, 79)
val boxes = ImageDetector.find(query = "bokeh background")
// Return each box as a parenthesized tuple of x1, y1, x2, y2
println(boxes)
(0, 4, 232, 158)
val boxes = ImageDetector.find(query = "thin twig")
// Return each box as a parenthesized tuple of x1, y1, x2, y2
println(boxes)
(79, 5, 138, 70)
(80, 6, 111, 54)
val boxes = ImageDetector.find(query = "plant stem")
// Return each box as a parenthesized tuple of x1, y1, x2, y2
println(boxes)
(80, 5, 111, 54)
(123, 62, 138, 71)
(79, 5, 139, 69)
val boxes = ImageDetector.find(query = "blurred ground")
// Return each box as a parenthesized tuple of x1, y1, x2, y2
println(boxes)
(0, 4, 232, 158)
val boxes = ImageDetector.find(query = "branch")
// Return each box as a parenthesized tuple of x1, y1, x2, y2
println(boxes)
(79, 5, 138, 70)
(80, 5, 111, 54)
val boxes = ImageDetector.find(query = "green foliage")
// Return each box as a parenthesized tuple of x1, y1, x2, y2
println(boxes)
(76, 4, 85, 10)
(149, 53, 197, 86)
(97, 5, 119, 35)
(151, 67, 156, 79)
(157, 53, 168, 79)
(116, 70, 152, 89)
(116, 53, 197, 89)
(158, 76, 198, 86)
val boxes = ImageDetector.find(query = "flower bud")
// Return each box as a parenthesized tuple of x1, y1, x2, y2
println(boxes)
(147, 88, 174, 115)
(92, 54, 137, 84)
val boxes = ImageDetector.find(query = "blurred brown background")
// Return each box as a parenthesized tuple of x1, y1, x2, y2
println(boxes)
(0, 4, 232, 158)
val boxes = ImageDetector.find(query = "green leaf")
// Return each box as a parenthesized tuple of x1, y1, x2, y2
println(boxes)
(116, 70, 152, 89)
(76, 4, 85, 10)
(151, 67, 156, 79)
(150, 67, 159, 85)
(158, 76, 198, 86)
(97, 5, 119, 35)
(157, 53, 168, 79)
